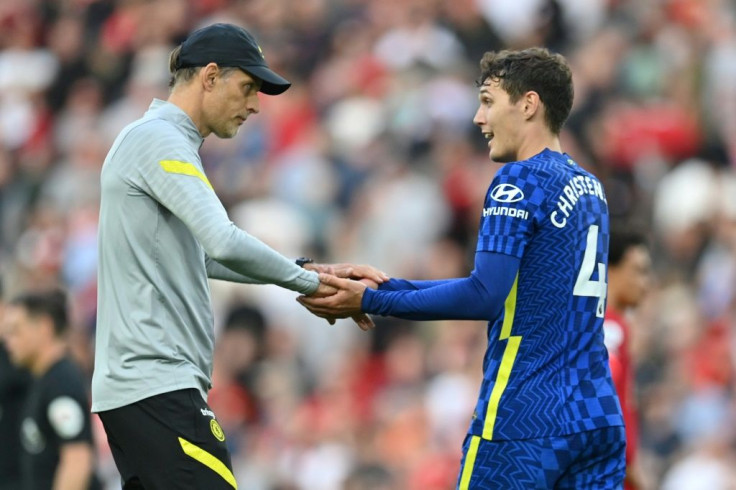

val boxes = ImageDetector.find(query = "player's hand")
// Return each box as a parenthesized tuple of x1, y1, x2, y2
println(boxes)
(351, 313, 375, 331)
(298, 273, 367, 322)
(319, 313, 374, 330)
(305, 278, 373, 329)
(309, 281, 338, 299)
(310, 278, 338, 325)
(304, 263, 389, 287)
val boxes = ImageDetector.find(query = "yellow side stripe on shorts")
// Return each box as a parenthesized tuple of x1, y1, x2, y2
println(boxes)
(178, 437, 237, 489)
(482, 273, 522, 440)
(159, 160, 213, 190)
(458, 435, 481, 490)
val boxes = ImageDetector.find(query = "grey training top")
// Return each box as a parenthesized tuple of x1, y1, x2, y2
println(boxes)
(91, 99, 319, 412)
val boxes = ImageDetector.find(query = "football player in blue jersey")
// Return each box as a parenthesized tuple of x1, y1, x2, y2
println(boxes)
(299, 47, 625, 489)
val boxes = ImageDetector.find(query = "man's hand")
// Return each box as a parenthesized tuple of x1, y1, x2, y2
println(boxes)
(298, 273, 367, 320)
(351, 314, 375, 331)
(309, 281, 338, 299)
(306, 274, 374, 330)
(304, 263, 389, 289)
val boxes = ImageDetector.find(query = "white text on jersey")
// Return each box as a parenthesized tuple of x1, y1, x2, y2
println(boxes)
(483, 206, 529, 220)
(550, 175, 606, 228)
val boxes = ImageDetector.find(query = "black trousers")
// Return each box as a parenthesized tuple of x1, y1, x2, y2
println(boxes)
(98, 389, 236, 489)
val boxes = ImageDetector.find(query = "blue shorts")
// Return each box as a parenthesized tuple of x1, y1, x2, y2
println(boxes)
(456, 426, 625, 489)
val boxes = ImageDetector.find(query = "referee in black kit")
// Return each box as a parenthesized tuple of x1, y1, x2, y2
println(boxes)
(3, 288, 100, 490)
(0, 279, 31, 490)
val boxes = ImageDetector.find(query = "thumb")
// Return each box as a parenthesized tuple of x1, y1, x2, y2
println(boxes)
(318, 273, 344, 287)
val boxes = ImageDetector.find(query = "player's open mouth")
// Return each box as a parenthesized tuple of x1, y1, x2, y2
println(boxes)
(484, 132, 493, 145)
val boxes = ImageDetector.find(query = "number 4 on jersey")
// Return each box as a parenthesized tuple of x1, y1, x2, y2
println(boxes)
(573, 225, 607, 318)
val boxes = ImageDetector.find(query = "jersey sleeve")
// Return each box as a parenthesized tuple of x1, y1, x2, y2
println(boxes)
(361, 251, 519, 320)
(205, 254, 268, 284)
(476, 162, 546, 258)
(43, 380, 93, 445)
(125, 123, 319, 295)
(377, 278, 457, 291)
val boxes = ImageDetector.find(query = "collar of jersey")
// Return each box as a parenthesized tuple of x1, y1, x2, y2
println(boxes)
(147, 99, 205, 148)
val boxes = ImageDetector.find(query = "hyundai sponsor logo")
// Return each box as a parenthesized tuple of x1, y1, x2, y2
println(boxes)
(490, 183, 524, 203)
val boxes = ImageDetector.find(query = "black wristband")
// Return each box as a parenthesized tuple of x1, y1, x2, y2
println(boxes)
(295, 257, 314, 268)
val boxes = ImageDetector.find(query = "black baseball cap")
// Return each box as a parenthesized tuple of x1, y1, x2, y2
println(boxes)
(175, 23, 290, 95)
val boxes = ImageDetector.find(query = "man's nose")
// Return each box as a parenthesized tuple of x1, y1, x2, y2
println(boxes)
(472, 106, 484, 126)
(247, 94, 260, 114)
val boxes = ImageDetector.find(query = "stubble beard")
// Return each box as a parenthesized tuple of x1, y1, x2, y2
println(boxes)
(213, 122, 240, 139)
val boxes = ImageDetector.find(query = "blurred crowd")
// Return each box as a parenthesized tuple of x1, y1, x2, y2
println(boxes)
(1, 0, 736, 488)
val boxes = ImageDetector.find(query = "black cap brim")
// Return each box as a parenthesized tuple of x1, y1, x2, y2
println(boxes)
(243, 65, 291, 95)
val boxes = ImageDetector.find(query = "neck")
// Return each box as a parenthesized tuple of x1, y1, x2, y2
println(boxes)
(31, 341, 65, 376)
(516, 128, 561, 161)
(167, 87, 210, 137)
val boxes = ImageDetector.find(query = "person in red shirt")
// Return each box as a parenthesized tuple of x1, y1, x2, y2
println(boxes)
(603, 225, 652, 490)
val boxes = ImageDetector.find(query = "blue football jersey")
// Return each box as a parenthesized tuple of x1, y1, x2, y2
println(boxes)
(469, 148, 623, 441)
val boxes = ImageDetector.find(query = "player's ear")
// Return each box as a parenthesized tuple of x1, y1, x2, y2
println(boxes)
(521, 91, 541, 121)
(200, 63, 220, 92)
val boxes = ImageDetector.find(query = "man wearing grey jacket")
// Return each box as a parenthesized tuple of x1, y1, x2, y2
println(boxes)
(92, 23, 381, 490)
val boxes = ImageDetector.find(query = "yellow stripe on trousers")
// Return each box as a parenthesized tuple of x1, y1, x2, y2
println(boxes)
(458, 435, 481, 490)
(178, 437, 237, 488)
(483, 273, 522, 441)
(159, 160, 213, 190)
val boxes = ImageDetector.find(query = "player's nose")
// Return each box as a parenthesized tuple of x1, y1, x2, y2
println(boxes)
(472, 105, 484, 126)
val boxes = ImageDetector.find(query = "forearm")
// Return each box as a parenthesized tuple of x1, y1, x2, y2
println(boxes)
(209, 228, 318, 293)
(362, 252, 519, 321)
(363, 276, 500, 320)
(205, 255, 268, 284)
(53, 444, 93, 490)
(377, 278, 457, 291)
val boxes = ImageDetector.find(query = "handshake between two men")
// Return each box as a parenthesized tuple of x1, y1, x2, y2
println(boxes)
(298, 263, 390, 331)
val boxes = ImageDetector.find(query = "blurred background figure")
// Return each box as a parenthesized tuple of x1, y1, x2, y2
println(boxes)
(0, 278, 32, 490)
(604, 224, 653, 490)
(2, 0, 736, 488)
(3, 288, 100, 490)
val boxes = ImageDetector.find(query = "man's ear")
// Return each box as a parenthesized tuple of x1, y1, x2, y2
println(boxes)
(200, 63, 220, 92)
(521, 90, 541, 121)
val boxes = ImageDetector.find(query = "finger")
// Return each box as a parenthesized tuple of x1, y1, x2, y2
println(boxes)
(312, 284, 337, 298)
(359, 278, 379, 290)
(297, 299, 347, 318)
(297, 295, 333, 308)
(317, 273, 352, 288)
(312, 263, 335, 275)
(333, 266, 354, 278)
(353, 265, 390, 283)
(326, 317, 336, 326)
(309, 306, 346, 317)
(352, 314, 374, 331)
(298, 300, 344, 319)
